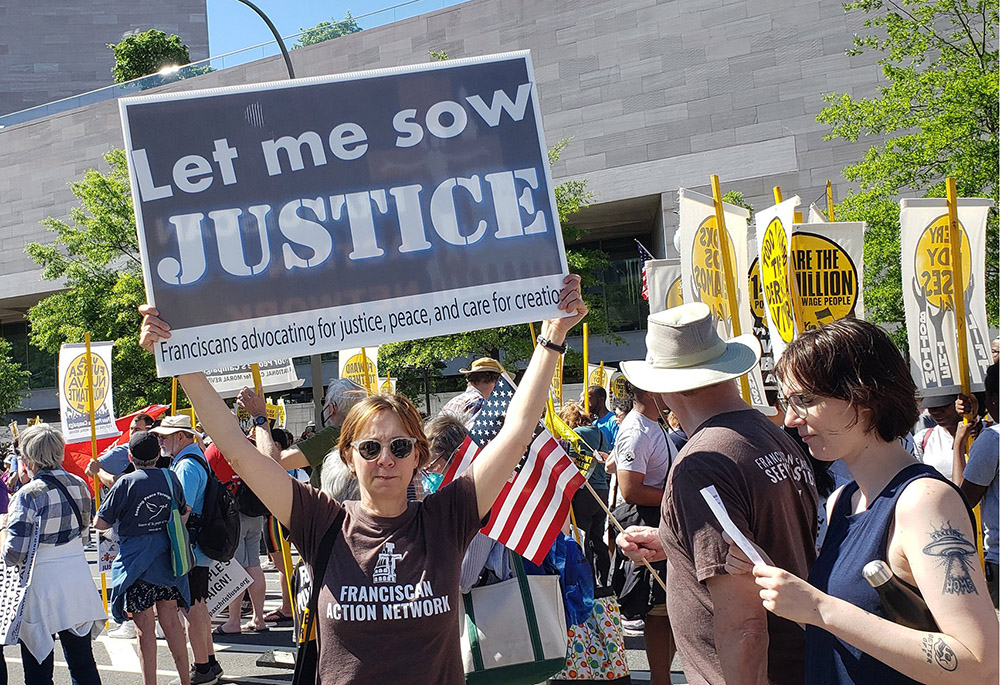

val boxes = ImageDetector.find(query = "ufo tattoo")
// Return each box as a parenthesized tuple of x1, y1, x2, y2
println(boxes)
(922, 521, 979, 596)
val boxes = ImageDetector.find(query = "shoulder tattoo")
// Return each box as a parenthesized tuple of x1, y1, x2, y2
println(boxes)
(922, 521, 979, 596)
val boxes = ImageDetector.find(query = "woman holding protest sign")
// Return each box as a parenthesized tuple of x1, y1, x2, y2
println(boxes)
(724, 318, 998, 684)
(138, 274, 587, 684)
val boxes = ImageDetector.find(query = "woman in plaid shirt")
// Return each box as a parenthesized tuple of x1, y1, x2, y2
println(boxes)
(2, 423, 106, 684)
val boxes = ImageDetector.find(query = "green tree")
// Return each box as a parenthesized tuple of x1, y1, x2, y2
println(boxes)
(0, 337, 29, 417)
(818, 0, 999, 342)
(26, 149, 171, 412)
(109, 29, 192, 83)
(293, 12, 362, 49)
(379, 138, 609, 399)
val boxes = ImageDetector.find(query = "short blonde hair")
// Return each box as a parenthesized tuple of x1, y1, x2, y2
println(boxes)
(559, 402, 592, 429)
(19, 423, 66, 471)
(337, 395, 431, 469)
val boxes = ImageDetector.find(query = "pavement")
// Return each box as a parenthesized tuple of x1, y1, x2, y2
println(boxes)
(2, 542, 688, 684)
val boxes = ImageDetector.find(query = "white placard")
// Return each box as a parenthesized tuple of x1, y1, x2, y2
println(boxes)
(206, 558, 253, 617)
(700, 485, 765, 567)
(57, 341, 120, 443)
(204, 359, 303, 400)
(98, 531, 119, 574)
(0, 523, 41, 645)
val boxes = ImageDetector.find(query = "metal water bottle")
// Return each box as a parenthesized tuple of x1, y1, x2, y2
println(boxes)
(862, 560, 938, 631)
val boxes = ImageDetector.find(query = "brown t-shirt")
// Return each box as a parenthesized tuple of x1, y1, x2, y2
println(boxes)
(659, 409, 818, 685)
(289, 472, 481, 684)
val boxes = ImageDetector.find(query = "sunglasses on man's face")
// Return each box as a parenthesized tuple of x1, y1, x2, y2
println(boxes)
(350, 437, 418, 461)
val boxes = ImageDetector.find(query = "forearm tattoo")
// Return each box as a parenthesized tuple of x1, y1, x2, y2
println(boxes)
(922, 633, 958, 671)
(922, 521, 979, 595)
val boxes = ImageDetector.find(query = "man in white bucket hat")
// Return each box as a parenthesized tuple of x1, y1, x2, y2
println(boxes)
(616, 303, 818, 685)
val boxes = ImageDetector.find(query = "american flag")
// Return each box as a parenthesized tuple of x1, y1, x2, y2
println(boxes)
(636, 239, 654, 301)
(439, 376, 585, 564)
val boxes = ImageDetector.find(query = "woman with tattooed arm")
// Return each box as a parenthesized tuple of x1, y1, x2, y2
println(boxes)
(722, 319, 998, 683)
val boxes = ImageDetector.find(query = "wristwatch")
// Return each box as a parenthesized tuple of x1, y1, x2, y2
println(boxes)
(251, 414, 268, 427)
(536, 334, 567, 354)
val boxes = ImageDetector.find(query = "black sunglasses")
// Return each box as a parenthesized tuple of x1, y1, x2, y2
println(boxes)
(350, 437, 417, 461)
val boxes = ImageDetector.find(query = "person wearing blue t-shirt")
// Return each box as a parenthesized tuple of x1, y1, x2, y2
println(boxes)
(86, 413, 155, 488)
(152, 415, 222, 685)
(589, 386, 619, 448)
(96, 430, 191, 685)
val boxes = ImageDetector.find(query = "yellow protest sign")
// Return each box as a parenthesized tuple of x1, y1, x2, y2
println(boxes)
(690, 214, 739, 321)
(63, 352, 110, 415)
(759, 215, 796, 344)
(914, 215, 972, 311)
(790, 231, 862, 331)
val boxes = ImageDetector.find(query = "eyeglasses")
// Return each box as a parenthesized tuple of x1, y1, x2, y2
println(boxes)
(350, 437, 418, 461)
(776, 391, 814, 419)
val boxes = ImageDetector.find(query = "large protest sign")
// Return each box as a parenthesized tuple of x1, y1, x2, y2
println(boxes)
(754, 197, 800, 364)
(645, 258, 683, 314)
(58, 341, 119, 442)
(900, 198, 993, 395)
(339, 347, 379, 393)
(121, 52, 569, 376)
(205, 358, 303, 399)
(790, 222, 865, 331)
(0, 524, 40, 645)
(678, 188, 770, 410)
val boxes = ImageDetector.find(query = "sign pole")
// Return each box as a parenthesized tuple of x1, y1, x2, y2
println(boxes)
(360, 347, 374, 396)
(583, 323, 590, 415)
(945, 177, 983, 564)
(83, 333, 109, 617)
(170, 377, 178, 415)
(772, 186, 806, 339)
(826, 180, 835, 222)
(711, 174, 752, 404)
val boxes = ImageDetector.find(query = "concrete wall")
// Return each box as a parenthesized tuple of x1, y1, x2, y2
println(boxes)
(0, 0, 209, 117)
(0, 0, 883, 315)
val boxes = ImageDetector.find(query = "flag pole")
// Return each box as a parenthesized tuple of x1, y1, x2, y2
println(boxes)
(84, 333, 109, 617)
(826, 180, 835, 222)
(583, 478, 666, 592)
(945, 178, 983, 564)
(583, 324, 590, 415)
(711, 174, 752, 405)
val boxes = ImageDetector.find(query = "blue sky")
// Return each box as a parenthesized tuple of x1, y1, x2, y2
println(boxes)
(206, 0, 462, 58)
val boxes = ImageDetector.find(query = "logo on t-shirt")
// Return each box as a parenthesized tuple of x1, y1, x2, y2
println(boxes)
(372, 542, 403, 584)
(620, 450, 635, 465)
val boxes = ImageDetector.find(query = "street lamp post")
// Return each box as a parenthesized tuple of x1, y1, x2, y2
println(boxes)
(233, 0, 296, 79)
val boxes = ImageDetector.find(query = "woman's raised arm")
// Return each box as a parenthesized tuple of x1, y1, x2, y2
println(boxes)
(471, 275, 587, 519)
(139, 305, 295, 527)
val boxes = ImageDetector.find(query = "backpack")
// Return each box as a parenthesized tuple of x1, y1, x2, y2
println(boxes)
(234, 480, 271, 518)
(177, 453, 239, 562)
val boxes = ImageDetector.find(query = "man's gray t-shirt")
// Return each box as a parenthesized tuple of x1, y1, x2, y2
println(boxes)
(964, 425, 999, 564)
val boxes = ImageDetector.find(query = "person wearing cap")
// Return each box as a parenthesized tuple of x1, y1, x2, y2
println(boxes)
(151, 414, 223, 685)
(440, 357, 506, 426)
(615, 302, 818, 685)
(95, 431, 192, 685)
(915, 393, 981, 479)
(86, 412, 156, 488)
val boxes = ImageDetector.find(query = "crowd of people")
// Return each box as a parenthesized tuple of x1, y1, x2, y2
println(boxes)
(0, 277, 996, 685)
